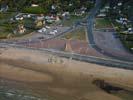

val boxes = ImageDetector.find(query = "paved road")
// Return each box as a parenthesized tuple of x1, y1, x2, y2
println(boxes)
(86, 0, 133, 62)
(0, 42, 133, 70)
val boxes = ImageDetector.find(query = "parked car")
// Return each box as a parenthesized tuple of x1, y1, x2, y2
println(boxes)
(49, 31, 56, 35)
(38, 28, 46, 33)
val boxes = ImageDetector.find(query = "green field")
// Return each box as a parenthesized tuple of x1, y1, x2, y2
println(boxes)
(62, 27, 86, 41)
(95, 18, 112, 29)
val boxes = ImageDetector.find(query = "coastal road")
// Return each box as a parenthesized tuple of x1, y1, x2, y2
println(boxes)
(0, 42, 133, 70)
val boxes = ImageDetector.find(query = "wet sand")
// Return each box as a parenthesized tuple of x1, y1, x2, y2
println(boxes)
(0, 47, 133, 100)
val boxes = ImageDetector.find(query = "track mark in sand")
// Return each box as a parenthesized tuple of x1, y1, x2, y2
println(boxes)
(0, 63, 53, 83)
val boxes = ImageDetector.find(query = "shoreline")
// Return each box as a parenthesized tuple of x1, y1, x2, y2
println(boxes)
(0, 47, 133, 100)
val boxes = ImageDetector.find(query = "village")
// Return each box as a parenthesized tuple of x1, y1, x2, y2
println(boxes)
(0, 0, 133, 100)
(0, 0, 91, 39)
(0, 0, 132, 52)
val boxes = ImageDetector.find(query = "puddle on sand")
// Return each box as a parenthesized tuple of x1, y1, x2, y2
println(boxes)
(0, 79, 49, 100)
(93, 79, 133, 100)
(0, 86, 47, 100)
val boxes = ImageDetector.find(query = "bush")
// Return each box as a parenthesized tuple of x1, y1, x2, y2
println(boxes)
(23, 7, 47, 14)
(115, 26, 120, 32)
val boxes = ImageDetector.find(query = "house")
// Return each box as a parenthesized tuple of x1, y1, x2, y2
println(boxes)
(62, 12, 70, 17)
(128, 28, 133, 34)
(116, 17, 128, 25)
(15, 17, 24, 21)
(97, 13, 106, 17)
(36, 14, 44, 20)
(117, 2, 122, 6)
(74, 8, 86, 16)
(55, 16, 60, 22)
(51, 5, 56, 10)
(17, 24, 26, 34)
(0, 3, 8, 12)
(100, 9, 106, 13)
(45, 15, 60, 23)
(31, 4, 39, 7)
(34, 14, 45, 27)
(105, 6, 110, 9)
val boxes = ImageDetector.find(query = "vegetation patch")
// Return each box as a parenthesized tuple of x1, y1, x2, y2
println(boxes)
(95, 18, 112, 29)
(62, 27, 86, 41)
(117, 32, 133, 52)
(93, 79, 133, 100)
(23, 7, 47, 14)
(122, 40, 133, 52)
(0, 13, 16, 38)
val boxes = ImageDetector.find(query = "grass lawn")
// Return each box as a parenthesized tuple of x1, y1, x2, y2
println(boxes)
(0, 24, 14, 39)
(0, 12, 16, 38)
(0, 12, 15, 19)
(24, 18, 35, 29)
(0, 12, 16, 25)
(95, 18, 112, 29)
(122, 41, 133, 51)
(118, 33, 133, 52)
(62, 14, 87, 26)
(0, 32, 11, 39)
(62, 27, 86, 41)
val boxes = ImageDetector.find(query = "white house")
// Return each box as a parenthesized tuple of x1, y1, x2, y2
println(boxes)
(0, 4, 8, 12)
(31, 4, 39, 7)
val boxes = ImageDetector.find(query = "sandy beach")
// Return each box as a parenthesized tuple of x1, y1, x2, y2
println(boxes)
(0, 47, 133, 100)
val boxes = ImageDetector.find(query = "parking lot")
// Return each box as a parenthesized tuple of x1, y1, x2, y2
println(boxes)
(31, 26, 70, 40)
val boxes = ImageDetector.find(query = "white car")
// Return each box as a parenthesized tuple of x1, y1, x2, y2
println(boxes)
(46, 19, 54, 23)
(15, 17, 23, 21)
(38, 28, 46, 33)
(53, 30, 58, 33)
(42, 28, 46, 32)
(38, 29, 43, 33)
(27, 14, 31, 18)
(45, 26, 50, 29)
(97, 13, 106, 17)
(49, 31, 55, 35)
